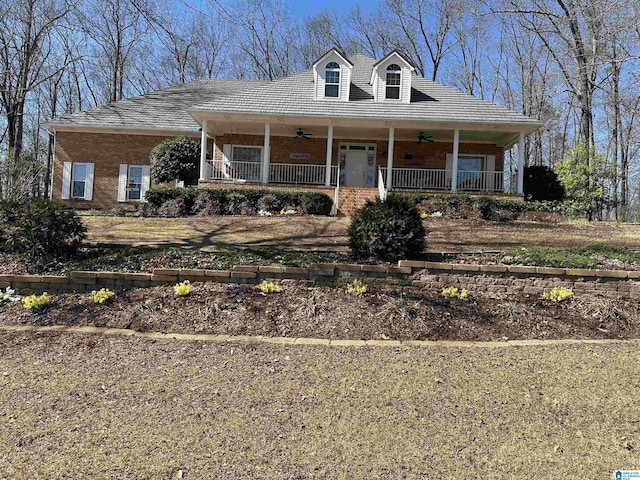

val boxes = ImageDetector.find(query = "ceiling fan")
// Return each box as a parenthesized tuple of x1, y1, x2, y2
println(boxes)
(416, 131, 434, 143)
(296, 128, 312, 140)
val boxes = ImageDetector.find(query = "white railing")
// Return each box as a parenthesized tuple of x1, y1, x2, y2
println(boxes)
(379, 167, 505, 192)
(207, 161, 339, 186)
(208, 160, 262, 183)
(269, 163, 325, 185)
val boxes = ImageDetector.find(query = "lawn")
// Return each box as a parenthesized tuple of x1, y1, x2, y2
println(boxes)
(83, 215, 640, 253)
(1, 331, 638, 478)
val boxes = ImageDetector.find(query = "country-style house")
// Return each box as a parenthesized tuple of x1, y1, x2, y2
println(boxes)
(44, 48, 542, 211)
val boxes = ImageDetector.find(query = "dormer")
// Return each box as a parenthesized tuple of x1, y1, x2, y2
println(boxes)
(313, 48, 353, 102)
(370, 50, 415, 104)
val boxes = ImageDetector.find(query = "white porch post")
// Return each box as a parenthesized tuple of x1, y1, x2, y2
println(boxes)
(451, 129, 459, 192)
(325, 125, 333, 186)
(199, 119, 208, 181)
(517, 131, 525, 195)
(262, 123, 271, 184)
(386, 127, 394, 190)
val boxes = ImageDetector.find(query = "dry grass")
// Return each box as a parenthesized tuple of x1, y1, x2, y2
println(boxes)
(1, 331, 639, 478)
(82, 216, 350, 251)
(82, 215, 640, 253)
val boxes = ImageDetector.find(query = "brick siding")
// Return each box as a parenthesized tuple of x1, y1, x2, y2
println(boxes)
(53, 130, 504, 210)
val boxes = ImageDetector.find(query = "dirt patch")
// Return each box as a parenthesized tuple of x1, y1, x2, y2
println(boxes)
(2, 282, 638, 341)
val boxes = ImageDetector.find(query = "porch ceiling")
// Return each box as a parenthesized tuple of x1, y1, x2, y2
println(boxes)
(206, 120, 517, 147)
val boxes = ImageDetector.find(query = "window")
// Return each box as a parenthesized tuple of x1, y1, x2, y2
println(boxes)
(127, 165, 144, 200)
(325, 61, 340, 98)
(231, 146, 262, 182)
(385, 64, 401, 100)
(72, 163, 87, 198)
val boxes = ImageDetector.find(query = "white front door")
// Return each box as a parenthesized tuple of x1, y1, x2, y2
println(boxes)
(344, 150, 368, 187)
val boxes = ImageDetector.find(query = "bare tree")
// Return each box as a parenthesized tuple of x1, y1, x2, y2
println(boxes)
(0, 0, 74, 189)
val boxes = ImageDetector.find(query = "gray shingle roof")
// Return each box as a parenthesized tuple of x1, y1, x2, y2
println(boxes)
(191, 54, 541, 128)
(45, 79, 266, 132)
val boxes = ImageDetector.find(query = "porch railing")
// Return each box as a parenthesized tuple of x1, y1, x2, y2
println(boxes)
(207, 160, 338, 186)
(208, 160, 262, 183)
(380, 167, 505, 192)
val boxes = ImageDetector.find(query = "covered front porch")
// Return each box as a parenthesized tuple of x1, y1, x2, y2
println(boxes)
(193, 114, 529, 195)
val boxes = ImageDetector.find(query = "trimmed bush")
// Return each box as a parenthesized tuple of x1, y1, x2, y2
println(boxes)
(301, 192, 333, 215)
(143, 187, 333, 217)
(0, 200, 86, 261)
(149, 136, 200, 186)
(348, 194, 426, 261)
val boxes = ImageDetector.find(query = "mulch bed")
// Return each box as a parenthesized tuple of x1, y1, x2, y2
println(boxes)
(2, 282, 637, 341)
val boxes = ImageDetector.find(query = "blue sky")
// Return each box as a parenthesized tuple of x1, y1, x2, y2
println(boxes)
(287, 0, 369, 18)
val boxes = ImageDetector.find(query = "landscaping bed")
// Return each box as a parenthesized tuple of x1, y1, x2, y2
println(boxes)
(2, 282, 638, 341)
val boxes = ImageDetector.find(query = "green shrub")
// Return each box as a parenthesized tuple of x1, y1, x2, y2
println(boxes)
(144, 186, 198, 211)
(301, 192, 333, 215)
(524, 165, 565, 202)
(149, 136, 200, 186)
(192, 190, 227, 216)
(348, 194, 426, 261)
(226, 192, 249, 215)
(157, 197, 190, 217)
(143, 187, 330, 217)
(0, 200, 86, 261)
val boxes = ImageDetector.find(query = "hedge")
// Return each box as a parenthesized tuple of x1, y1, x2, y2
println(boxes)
(144, 187, 334, 216)
(404, 193, 573, 221)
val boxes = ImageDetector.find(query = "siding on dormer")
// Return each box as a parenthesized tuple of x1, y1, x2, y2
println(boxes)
(313, 51, 352, 102)
(373, 56, 413, 104)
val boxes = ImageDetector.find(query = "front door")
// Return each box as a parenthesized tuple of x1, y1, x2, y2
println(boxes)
(341, 144, 376, 187)
(345, 151, 368, 187)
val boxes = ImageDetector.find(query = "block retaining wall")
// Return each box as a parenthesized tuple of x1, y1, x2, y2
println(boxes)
(1, 262, 639, 298)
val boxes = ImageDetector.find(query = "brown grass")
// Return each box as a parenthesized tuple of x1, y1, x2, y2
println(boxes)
(83, 215, 640, 253)
(1, 331, 638, 478)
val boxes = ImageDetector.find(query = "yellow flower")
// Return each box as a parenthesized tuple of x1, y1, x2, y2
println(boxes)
(174, 280, 193, 296)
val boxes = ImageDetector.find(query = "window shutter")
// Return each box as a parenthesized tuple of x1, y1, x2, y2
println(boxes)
(84, 163, 95, 201)
(61, 162, 72, 199)
(223, 144, 231, 163)
(117, 164, 128, 202)
(140, 165, 151, 202)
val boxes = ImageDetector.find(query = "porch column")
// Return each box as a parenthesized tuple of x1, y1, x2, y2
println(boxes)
(386, 127, 394, 190)
(517, 131, 525, 195)
(199, 119, 208, 181)
(325, 125, 333, 186)
(451, 129, 460, 192)
(262, 123, 271, 184)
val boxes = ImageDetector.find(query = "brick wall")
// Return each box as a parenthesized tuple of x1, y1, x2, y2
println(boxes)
(53, 131, 208, 210)
(53, 130, 504, 211)
(2, 263, 638, 299)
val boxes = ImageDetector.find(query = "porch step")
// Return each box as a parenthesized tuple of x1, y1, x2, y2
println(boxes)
(337, 187, 379, 216)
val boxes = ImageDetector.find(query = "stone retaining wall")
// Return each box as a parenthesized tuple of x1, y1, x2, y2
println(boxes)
(1, 261, 638, 298)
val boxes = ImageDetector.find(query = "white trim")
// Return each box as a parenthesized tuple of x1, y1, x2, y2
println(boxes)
(141, 165, 151, 201)
(117, 164, 128, 202)
(84, 163, 94, 201)
(451, 130, 459, 192)
(517, 132, 525, 195)
(386, 128, 394, 190)
(325, 126, 334, 187)
(199, 119, 208, 181)
(262, 123, 270, 184)
(61, 161, 72, 200)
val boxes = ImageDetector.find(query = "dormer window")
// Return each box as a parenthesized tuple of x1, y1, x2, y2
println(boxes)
(325, 62, 340, 98)
(385, 64, 401, 100)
